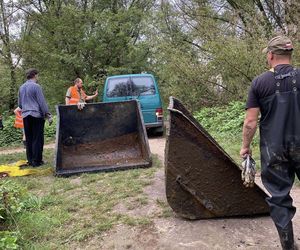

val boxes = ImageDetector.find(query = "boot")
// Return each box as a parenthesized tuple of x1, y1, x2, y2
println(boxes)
(276, 221, 295, 250)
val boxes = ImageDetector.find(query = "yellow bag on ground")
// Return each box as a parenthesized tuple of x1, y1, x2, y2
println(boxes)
(0, 160, 52, 178)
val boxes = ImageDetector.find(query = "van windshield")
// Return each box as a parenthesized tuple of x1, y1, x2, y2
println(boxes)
(106, 76, 156, 97)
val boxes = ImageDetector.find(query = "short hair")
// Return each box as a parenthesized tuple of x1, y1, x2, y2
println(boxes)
(26, 68, 39, 79)
(74, 78, 82, 84)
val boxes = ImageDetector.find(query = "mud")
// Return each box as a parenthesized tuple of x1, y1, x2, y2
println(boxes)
(60, 133, 145, 169)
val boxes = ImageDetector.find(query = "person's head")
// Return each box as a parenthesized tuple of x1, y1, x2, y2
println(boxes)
(263, 35, 293, 68)
(74, 78, 83, 88)
(26, 68, 39, 80)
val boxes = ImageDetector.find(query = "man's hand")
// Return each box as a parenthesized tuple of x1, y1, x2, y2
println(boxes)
(240, 147, 252, 158)
(77, 101, 86, 110)
(46, 113, 53, 125)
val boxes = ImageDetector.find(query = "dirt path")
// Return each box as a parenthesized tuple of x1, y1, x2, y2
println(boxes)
(98, 137, 300, 250)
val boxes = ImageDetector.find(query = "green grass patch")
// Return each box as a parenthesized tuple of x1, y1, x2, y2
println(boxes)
(1, 149, 161, 248)
(156, 199, 173, 218)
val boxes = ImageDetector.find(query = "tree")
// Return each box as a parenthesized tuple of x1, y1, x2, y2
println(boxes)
(0, 0, 24, 110)
(145, 0, 300, 109)
(18, 0, 155, 107)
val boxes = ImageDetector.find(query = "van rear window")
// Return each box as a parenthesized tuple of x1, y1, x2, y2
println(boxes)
(106, 76, 156, 97)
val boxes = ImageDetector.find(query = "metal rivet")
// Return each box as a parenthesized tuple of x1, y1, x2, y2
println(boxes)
(293, 79, 297, 84)
(276, 90, 280, 94)
(293, 87, 297, 91)
(276, 82, 280, 86)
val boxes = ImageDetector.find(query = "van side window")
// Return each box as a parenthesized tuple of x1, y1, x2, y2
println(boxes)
(131, 77, 156, 96)
(107, 77, 130, 97)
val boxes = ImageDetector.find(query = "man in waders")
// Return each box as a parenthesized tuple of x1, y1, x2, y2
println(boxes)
(240, 35, 299, 250)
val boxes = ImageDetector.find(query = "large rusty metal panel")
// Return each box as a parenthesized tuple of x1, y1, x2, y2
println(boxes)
(55, 100, 151, 176)
(165, 97, 269, 219)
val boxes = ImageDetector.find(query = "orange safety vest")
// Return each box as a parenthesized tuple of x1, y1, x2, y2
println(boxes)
(14, 111, 24, 129)
(68, 86, 87, 105)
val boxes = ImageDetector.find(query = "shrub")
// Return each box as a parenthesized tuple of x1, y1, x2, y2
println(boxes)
(0, 115, 56, 147)
(0, 180, 27, 221)
(0, 231, 19, 250)
(194, 101, 245, 137)
(0, 116, 23, 147)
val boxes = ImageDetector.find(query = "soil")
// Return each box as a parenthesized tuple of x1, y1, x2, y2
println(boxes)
(1, 137, 300, 249)
(97, 137, 300, 250)
(60, 133, 146, 169)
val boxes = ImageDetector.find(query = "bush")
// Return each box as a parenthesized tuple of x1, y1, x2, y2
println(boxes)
(0, 180, 49, 249)
(0, 231, 19, 250)
(194, 101, 245, 137)
(0, 180, 27, 222)
(0, 116, 23, 147)
(0, 115, 56, 147)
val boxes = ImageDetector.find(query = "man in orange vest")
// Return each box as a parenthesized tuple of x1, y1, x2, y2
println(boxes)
(14, 107, 26, 148)
(65, 78, 98, 108)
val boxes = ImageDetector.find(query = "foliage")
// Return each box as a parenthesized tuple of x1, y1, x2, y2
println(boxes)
(194, 101, 260, 165)
(0, 231, 19, 250)
(194, 101, 245, 137)
(0, 115, 56, 147)
(0, 180, 27, 221)
(0, 116, 23, 147)
(0, 149, 162, 248)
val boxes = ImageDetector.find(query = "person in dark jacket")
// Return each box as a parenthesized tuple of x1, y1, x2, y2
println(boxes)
(240, 36, 299, 250)
(18, 68, 52, 167)
(0, 115, 3, 130)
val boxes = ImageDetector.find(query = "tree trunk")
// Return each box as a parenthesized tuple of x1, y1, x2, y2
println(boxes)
(0, 0, 17, 110)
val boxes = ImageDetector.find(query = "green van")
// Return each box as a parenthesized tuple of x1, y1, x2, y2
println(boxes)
(102, 73, 164, 135)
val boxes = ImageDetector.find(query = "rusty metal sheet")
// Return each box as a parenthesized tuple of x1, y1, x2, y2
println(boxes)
(165, 97, 269, 219)
(55, 100, 152, 176)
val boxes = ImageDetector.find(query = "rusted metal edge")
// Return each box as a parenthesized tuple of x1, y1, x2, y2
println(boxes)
(165, 97, 270, 219)
(167, 96, 238, 169)
(55, 161, 152, 177)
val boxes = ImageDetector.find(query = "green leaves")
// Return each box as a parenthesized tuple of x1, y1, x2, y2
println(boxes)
(194, 101, 245, 137)
(0, 180, 27, 222)
(0, 116, 23, 147)
(0, 115, 57, 147)
(0, 231, 19, 250)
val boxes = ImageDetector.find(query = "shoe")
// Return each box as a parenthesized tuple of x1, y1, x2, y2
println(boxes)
(276, 222, 295, 250)
(19, 161, 32, 169)
(31, 161, 45, 167)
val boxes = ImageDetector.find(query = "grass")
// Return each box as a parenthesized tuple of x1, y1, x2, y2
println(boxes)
(1, 148, 162, 249)
(1, 132, 299, 248)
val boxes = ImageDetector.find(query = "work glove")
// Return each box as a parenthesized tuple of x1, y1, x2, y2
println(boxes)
(241, 155, 256, 188)
(77, 101, 86, 110)
(45, 113, 53, 125)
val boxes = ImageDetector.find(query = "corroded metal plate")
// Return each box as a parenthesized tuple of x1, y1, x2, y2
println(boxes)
(55, 100, 151, 176)
(165, 97, 269, 219)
